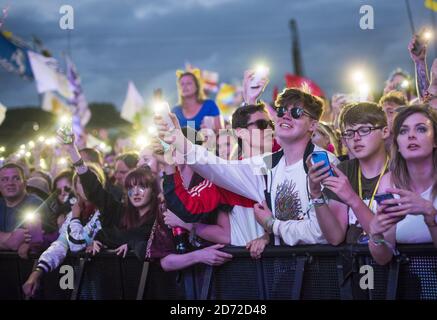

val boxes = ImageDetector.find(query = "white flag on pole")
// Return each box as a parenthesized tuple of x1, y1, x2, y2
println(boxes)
(121, 81, 144, 122)
(0, 101, 6, 126)
(27, 51, 73, 99)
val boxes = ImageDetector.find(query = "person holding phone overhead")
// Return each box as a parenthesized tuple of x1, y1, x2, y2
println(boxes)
(368, 105, 437, 265)
(172, 69, 222, 132)
(155, 85, 338, 246)
(407, 27, 432, 102)
(307, 102, 391, 245)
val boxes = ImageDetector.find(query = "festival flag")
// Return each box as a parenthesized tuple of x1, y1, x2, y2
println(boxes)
(28, 51, 73, 99)
(215, 83, 242, 118)
(202, 69, 219, 93)
(0, 30, 33, 79)
(41, 91, 70, 115)
(66, 55, 91, 130)
(0, 101, 6, 126)
(121, 81, 144, 123)
(425, 0, 437, 12)
(285, 73, 325, 98)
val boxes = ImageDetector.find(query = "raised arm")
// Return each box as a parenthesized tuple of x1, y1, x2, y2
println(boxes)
(155, 113, 265, 201)
(57, 131, 122, 224)
(408, 33, 429, 100)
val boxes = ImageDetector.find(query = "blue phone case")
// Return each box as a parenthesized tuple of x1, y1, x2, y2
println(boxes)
(311, 151, 334, 176)
(374, 193, 396, 206)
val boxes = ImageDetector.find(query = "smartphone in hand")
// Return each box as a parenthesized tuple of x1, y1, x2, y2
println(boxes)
(154, 101, 175, 131)
(412, 28, 431, 55)
(250, 67, 269, 89)
(374, 193, 397, 213)
(311, 151, 334, 176)
(25, 214, 44, 244)
(57, 120, 74, 144)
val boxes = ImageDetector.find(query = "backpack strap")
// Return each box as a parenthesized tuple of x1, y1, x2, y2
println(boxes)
(302, 141, 315, 174)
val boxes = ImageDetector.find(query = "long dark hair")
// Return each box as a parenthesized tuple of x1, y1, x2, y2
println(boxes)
(121, 167, 160, 230)
(390, 105, 437, 202)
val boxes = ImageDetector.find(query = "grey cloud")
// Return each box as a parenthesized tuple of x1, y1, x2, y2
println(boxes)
(0, 0, 435, 110)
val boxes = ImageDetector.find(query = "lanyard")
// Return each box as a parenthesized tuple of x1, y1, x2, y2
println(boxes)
(358, 157, 389, 210)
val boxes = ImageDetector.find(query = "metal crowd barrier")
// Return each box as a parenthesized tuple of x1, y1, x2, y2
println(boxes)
(1, 244, 436, 300)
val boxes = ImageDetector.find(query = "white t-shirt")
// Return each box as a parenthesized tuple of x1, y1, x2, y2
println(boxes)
(269, 147, 339, 245)
(186, 143, 338, 246)
(229, 206, 265, 246)
(396, 186, 435, 244)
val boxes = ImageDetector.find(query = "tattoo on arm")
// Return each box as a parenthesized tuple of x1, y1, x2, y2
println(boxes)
(416, 60, 429, 100)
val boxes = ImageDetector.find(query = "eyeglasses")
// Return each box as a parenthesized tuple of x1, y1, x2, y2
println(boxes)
(341, 126, 383, 139)
(245, 119, 274, 130)
(127, 185, 147, 197)
(276, 106, 314, 120)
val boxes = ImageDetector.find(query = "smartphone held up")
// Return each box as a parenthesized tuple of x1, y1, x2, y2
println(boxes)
(153, 100, 175, 131)
(311, 151, 334, 177)
(57, 116, 74, 144)
(250, 65, 269, 89)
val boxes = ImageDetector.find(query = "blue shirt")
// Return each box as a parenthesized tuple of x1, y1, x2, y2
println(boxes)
(0, 194, 46, 232)
(172, 99, 220, 131)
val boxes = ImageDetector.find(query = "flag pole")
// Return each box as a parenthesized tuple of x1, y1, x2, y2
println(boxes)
(430, 5, 437, 58)
(67, 29, 71, 58)
(405, 0, 415, 34)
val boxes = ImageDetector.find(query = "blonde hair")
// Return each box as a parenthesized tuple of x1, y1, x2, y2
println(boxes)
(177, 71, 206, 105)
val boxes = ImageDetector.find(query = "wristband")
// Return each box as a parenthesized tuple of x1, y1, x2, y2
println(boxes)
(72, 158, 84, 167)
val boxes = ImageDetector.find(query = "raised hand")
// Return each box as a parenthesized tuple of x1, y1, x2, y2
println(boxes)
(242, 69, 269, 105)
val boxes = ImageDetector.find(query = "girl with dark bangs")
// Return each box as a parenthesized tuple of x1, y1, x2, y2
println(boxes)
(58, 133, 233, 271)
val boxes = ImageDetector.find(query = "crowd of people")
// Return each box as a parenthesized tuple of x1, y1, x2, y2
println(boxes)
(1, 33, 437, 298)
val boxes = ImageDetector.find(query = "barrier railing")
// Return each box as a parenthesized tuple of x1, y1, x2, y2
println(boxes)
(1, 244, 436, 300)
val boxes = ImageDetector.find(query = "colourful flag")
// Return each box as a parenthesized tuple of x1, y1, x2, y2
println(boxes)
(425, 0, 437, 12)
(121, 81, 144, 123)
(285, 74, 325, 98)
(202, 69, 219, 93)
(0, 30, 33, 79)
(66, 55, 91, 130)
(41, 91, 70, 115)
(215, 83, 242, 117)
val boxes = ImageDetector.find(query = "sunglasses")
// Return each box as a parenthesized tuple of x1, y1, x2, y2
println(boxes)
(276, 106, 314, 120)
(56, 186, 71, 194)
(127, 185, 147, 197)
(245, 119, 274, 130)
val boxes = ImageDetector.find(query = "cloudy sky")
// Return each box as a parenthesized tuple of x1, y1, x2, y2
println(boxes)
(0, 0, 435, 110)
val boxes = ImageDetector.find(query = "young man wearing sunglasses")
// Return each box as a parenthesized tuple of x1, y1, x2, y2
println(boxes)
(155, 84, 338, 246)
(307, 102, 390, 245)
(231, 103, 279, 159)
(162, 103, 279, 259)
